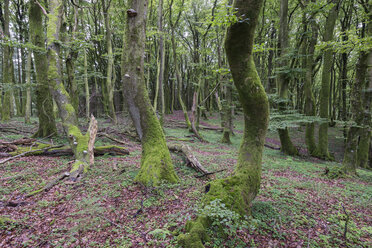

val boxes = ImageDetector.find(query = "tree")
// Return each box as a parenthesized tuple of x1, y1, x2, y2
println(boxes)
(1, 0, 11, 121)
(315, 0, 339, 160)
(121, 0, 178, 186)
(342, 2, 371, 174)
(29, 0, 57, 137)
(277, 0, 298, 155)
(101, 0, 117, 124)
(178, 0, 269, 246)
(46, 0, 92, 180)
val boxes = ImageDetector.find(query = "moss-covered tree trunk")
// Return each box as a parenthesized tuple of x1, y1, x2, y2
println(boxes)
(178, 0, 269, 246)
(315, 0, 339, 160)
(46, 0, 92, 180)
(1, 0, 11, 121)
(277, 0, 298, 156)
(121, 0, 178, 186)
(29, 0, 57, 137)
(102, 0, 117, 125)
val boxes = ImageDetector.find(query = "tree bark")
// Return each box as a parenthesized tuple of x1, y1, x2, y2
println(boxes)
(121, 0, 178, 186)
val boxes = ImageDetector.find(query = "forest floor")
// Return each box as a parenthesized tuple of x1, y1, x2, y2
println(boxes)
(1, 111, 371, 248)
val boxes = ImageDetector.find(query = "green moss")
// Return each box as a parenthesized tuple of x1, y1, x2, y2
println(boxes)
(0, 216, 15, 227)
(9, 142, 51, 156)
(278, 128, 298, 156)
(135, 98, 179, 186)
(177, 216, 210, 248)
(325, 166, 348, 179)
(70, 160, 85, 173)
(95, 145, 126, 151)
(27, 188, 44, 197)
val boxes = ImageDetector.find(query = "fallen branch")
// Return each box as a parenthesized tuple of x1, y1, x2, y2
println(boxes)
(0, 145, 63, 165)
(26, 172, 70, 197)
(168, 144, 210, 176)
(99, 133, 129, 146)
(264, 144, 281, 150)
(2, 145, 129, 158)
(195, 169, 225, 178)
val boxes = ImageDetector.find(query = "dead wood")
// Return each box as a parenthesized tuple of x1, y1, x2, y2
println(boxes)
(26, 172, 70, 197)
(0, 145, 129, 160)
(195, 169, 226, 178)
(264, 144, 281, 150)
(167, 144, 210, 176)
(0, 145, 64, 164)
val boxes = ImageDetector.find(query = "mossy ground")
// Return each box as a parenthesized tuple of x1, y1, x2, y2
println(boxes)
(0, 113, 371, 247)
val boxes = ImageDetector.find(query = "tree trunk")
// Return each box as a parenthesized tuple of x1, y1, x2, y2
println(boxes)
(46, 0, 92, 180)
(277, 0, 298, 156)
(121, 0, 178, 186)
(315, 0, 339, 160)
(1, 0, 11, 121)
(169, 0, 192, 131)
(84, 49, 90, 119)
(24, 50, 32, 124)
(304, 4, 318, 155)
(102, 0, 117, 124)
(344, 4, 372, 172)
(29, 0, 57, 137)
(178, 0, 269, 246)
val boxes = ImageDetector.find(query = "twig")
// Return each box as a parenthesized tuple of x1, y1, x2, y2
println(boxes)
(341, 203, 350, 241)
(98, 214, 123, 228)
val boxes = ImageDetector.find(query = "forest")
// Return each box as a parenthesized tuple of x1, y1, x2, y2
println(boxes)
(0, 0, 371, 247)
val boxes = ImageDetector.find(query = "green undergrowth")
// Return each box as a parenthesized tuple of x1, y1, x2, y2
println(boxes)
(0, 116, 371, 247)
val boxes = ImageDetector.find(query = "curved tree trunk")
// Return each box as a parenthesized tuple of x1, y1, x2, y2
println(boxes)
(121, 0, 178, 186)
(178, 0, 269, 246)
(29, 0, 57, 137)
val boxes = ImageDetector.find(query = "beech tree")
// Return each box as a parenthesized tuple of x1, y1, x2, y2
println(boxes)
(29, 0, 57, 137)
(121, 0, 179, 186)
(178, 0, 269, 246)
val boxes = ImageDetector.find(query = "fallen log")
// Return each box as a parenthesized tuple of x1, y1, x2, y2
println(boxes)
(12, 145, 129, 157)
(0, 145, 64, 164)
(0, 145, 129, 164)
(168, 144, 210, 176)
